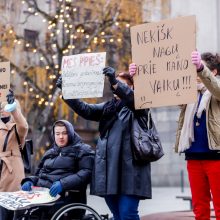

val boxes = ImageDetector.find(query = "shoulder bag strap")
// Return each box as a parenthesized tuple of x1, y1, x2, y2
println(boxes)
(0, 128, 13, 178)
(14, 125, 22, 151)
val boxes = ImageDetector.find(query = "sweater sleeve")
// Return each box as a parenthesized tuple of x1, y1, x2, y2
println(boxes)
(11, 103, 28, 147)
(198, 65, 220, 101)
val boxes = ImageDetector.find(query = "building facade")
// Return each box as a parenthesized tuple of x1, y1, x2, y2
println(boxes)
(142, 0, 220, 186)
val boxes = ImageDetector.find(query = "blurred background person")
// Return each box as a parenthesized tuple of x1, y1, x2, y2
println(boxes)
(0, 89, 28, 220)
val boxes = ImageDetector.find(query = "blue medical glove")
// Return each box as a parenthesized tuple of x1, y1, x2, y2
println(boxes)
(49, 181, 63, 197)
(103, 66, 118, 86)
(21, 181, 33, 191)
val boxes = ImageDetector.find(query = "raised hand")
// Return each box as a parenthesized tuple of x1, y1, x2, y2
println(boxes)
(129, 63, 137, 77)
(56, 75, 62, 89)
(191, 51, 203, 71)
(6, 89, 15, 104)
(103, 66, 118, 85)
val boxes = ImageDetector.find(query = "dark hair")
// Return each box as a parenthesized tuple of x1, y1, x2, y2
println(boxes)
(116, 72, 133, 86)
(201, 52, 220, 75)
(54, 121, 66, 127)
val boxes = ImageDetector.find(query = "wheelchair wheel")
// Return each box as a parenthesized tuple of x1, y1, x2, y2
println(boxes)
(51, 203, 103, 220)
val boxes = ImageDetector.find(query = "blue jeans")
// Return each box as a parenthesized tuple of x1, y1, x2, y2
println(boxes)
(104, 195, 140, 220)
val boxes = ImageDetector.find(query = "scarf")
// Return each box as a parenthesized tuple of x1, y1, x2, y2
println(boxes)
(99, 98, 125, 138)
(178, 83, 211, 153)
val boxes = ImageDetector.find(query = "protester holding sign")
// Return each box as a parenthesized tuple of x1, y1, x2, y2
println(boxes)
(129, 51, 220, 220)
(21, 120, 95, 219)
(177, 51, 220, 220)
(0, 89, 28, 219)
(56, 69, 152, 220)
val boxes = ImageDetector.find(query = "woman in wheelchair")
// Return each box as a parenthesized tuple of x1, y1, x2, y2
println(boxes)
(20, 120, 95, 219)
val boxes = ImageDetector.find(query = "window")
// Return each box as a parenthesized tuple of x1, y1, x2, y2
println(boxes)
(24, 29, 39, 51)
(84, 8, 92, 21)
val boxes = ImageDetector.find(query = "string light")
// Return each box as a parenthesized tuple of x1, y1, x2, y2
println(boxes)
(36, 95, 40, 98)
(23, 82, 28, 86)
(29, 88, 33, 92)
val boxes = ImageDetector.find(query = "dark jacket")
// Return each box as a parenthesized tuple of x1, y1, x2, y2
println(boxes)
(64, 82, 152, 199)
(22, 120, 95, 192)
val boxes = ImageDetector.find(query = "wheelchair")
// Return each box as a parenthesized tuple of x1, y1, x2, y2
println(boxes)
(12, 190, 109, 220)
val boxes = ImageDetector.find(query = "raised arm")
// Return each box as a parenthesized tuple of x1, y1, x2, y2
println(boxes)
(4, 90, 28, 146)
(64, 98, 105, 121)
(56, 75, 105, 121)
(103, 66, 135, 110)
(192, 51, 220, 101)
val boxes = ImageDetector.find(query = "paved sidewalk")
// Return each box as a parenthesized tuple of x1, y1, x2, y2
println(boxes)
(141, 210, 216, 220)
(87, 187, 194, 218)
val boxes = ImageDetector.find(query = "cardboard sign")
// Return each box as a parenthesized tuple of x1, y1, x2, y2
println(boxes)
(0, 187, 60, 210)
(61, 52, 106, 99)
(130, 15, 197, 109)
(0, 62, 10, 102)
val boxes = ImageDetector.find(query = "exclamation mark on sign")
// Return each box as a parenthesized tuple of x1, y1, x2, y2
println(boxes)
(183, 76, 191, 89)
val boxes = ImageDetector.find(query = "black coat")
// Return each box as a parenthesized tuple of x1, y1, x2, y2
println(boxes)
(22, 121, 95, 192)
(64, 82, 152, 199)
